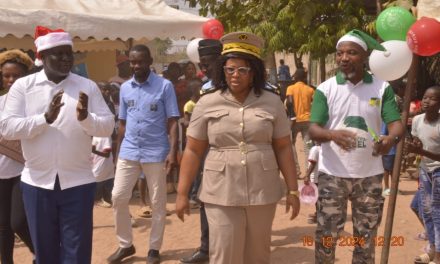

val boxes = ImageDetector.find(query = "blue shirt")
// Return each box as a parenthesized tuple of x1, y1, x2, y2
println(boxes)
(381, 122, 396, 155)
(278, 65, 291, 81)
(119, 72, 180, 162)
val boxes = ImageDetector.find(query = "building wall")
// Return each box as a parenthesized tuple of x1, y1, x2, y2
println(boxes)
(274, 52, 338, 87)
(82, 50, 117, 82)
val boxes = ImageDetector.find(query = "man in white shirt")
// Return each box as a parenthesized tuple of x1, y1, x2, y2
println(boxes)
(309, 29, 403, 263)
(0, 26, 114, 264)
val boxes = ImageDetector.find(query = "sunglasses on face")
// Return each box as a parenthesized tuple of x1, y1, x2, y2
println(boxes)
(223, 66, 251, 76)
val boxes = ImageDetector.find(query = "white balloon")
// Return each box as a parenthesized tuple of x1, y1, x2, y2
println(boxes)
(369, 40, 413, 81)
(186, 38, 203, 63)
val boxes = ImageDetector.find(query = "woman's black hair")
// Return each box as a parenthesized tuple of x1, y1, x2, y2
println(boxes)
(212, 52, 266, 96)
(1, 60, 28, 73)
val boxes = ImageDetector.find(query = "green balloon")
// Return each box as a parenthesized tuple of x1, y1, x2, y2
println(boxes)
(376, 6, 416, 41)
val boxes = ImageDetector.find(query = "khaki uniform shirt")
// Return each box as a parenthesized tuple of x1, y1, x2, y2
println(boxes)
(187, 89, 291, 206)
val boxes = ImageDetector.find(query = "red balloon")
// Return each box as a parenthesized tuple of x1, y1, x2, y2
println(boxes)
(202, 19, 224, 40)
(406, 17, 440, 56)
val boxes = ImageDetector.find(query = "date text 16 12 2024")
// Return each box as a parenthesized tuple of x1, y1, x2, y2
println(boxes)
(301, 235, 404, 248)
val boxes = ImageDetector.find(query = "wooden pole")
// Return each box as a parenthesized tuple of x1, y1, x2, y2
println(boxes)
(375, 0, 382, 14)
(380, 54, 419, 264)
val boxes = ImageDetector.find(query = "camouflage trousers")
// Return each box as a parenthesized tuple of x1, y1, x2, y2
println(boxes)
(315, 173, 384, 264)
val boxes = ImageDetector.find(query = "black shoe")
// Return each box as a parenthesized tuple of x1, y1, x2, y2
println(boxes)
(107, 245, 136, 263)
(147, 249, 160, 264)
(180, 249, 209, 263)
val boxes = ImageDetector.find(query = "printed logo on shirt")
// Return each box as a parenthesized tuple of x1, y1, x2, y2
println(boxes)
(343, 116, 368, 132)
(150, 104, 158, 111)
(127, 100, 135, 107)
(342, 116, 368, 149)
(369, 97, 381, 107)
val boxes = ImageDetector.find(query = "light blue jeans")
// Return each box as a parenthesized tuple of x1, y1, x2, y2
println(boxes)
(420, 167, 440, 251)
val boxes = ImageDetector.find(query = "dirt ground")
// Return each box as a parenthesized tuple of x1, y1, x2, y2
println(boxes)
(14, 143, 425, 264)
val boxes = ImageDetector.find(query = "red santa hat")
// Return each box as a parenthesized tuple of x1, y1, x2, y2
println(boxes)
(34, 26, 73, 66)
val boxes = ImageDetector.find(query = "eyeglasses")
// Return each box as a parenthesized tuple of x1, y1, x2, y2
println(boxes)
(223, 66, 251, 75)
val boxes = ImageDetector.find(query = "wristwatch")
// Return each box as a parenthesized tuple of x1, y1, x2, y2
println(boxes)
(392, 135, 401, 144)
(287, 190, 299, 198)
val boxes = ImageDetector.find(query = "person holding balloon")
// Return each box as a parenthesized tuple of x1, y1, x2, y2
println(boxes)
(308, 29, 404, 264)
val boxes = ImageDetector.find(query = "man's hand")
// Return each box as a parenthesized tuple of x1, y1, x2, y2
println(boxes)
(165, 151, 177, 176)
(76, 91, 88, 121)
(329, 129, 357, 151)
(372, 135, 397, 156)
(45, 90, 65, 124)
(175, 193, 190, 222)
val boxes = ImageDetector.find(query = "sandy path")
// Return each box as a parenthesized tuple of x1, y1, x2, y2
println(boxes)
(13, 141, 424, 263)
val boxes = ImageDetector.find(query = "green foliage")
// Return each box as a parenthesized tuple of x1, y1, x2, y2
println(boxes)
(148, 37, 173, 64)
(152, 37, 172, 56)
(383, 0, 413, 9)
(186, 0, 377, 60)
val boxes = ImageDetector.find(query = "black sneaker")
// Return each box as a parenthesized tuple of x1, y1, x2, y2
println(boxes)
(147, 249, 160, 264)
(180, 248, 209, 263)
(107, 245, 136, 263)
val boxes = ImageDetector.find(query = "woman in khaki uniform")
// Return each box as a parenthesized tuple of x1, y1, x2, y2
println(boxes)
(176, 32, 300, 264)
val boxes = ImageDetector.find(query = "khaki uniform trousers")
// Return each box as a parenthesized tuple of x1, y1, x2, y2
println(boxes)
(205, 203, 277, 264)
(112, 159, 167, 250)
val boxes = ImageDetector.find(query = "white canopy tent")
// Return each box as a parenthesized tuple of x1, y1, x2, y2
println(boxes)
(417, 0, 440, 20)
(0, 0, 209, 52)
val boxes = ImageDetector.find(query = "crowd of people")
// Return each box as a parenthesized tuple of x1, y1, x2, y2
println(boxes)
(0, 24, 438, 264)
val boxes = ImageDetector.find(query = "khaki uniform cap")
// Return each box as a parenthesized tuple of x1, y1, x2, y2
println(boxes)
(220, 31, 264, 59)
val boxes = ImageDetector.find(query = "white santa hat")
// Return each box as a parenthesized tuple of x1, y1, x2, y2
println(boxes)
(34, 26, 73, 66)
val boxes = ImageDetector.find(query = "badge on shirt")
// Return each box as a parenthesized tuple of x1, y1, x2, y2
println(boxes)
(369, 97, 381, 107)
(127, 100, 135, 107)
(150, 104, 158, 111)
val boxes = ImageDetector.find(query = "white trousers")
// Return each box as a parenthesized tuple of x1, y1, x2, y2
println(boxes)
(112, 159, 167, 250)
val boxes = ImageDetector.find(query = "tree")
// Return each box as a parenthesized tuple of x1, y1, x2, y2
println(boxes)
(148, 37, 173, 63)
(186, 1, 383, 82)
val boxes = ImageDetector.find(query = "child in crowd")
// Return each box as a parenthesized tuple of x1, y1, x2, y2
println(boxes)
(304, 142, 320, 224)
(404, 96, 422, 172)
(405, 86, 440, 264)
(91, 136, 115, 208)
(381, 122, 396, 196)
(182, 78, 202, 207)
(182, 79, 202, 129)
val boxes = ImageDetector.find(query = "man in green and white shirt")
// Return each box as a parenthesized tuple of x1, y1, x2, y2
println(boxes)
(309, 29, 404, 264)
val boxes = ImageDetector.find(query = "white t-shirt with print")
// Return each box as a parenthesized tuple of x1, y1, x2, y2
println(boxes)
(91, 137, 114, 182)
(310, 72, 401, 178)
